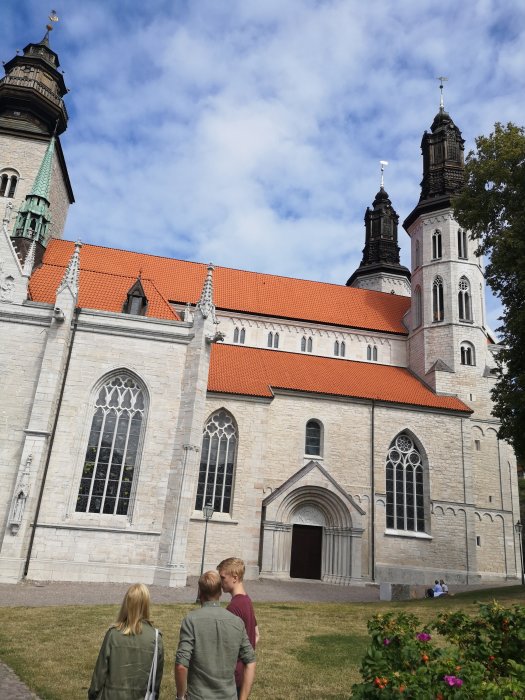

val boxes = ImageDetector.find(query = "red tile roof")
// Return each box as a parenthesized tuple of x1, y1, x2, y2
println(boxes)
(208, 344, 471, 413)
(30, 239, 411, 333)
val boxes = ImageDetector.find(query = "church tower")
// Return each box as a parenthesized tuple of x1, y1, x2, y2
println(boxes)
(347, 163, 411, 296)
(403, 84, 491, 403)
(0, 14, 74, 265)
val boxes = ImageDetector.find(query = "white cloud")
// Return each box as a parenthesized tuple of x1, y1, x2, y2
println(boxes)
(2, 0, 524, 328)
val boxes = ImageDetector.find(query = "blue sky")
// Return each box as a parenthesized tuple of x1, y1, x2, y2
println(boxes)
(2, 1, 525, 332)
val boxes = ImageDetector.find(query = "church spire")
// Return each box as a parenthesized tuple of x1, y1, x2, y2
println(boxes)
(404, 80, 465, 230)
(196, 263, 218, 323)
(347, 163, 410, 294)
(0, 11, 68, 136)
(12, 137, 55, 266)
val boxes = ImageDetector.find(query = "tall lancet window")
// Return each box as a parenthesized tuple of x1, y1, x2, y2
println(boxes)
(458, 229, 468, 259)
(432, 229, 442, 259)
(458, 276, 472, 321)
(386, 433, 425, 532)
(432, 276, 444, 322)
(76, 374, 146, 516)
(414, 286, 422, 328)
(415, 239, 421, 268)
(195, 409, 238, 513)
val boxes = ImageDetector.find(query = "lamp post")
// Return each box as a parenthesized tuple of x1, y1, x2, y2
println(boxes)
(195, 500, 214, 603)
(515, 520, 525, 586)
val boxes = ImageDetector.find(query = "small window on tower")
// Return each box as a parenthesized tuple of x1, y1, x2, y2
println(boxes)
(0, 169, 19, 198)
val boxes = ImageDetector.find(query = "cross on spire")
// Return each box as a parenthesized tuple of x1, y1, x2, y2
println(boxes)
(436, 76, 448, 111)
(380, 160, 389, 189)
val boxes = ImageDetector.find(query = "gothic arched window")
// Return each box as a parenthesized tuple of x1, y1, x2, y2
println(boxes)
(432, 229, 442, 260)
(305, 419, 323, 456)
(240, 328, 246, 344)
(307, 336, 313, 353)
(195, 409, 238, 513)
(0, 170, 18, 198)
(458, 229, 468, 259)
(334, 340, 340, 356)
(432, 276, 444, 322)
(340, 341, 346, 357)
(367, 344, 378, 361)
(273, 332, 279, 348)
(414, 286, 422, 328)
(234, 327, 239, 343)
(460, 341, 475, 366)
(458, 277, 472, 321)
(268, 332, 273, 348)
(386, 433, 425, 532)
(76, 373, 146, 516)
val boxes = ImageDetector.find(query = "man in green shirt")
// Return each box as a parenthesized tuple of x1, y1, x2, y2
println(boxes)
(175, 570, 256, 700)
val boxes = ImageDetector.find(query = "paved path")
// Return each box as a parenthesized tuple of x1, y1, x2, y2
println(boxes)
(0, 577, 518, 698)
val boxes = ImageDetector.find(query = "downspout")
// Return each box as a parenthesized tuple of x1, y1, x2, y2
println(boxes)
(23, 307, 80, 577)
(371, 399, 376, 581)
(461, 418, 469, 584)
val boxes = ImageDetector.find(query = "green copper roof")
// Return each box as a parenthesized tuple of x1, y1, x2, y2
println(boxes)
(31, 137, 55, 200)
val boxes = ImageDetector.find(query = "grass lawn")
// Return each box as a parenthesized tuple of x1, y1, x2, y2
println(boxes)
(0, 586, 523, 699)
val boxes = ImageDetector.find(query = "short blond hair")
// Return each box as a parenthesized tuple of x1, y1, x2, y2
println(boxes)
(199, 570, 222, 600)
(114, 583, 151, 635)
(217, 557, 245, 581)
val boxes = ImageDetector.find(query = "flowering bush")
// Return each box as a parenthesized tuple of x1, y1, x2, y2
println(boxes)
(351, 603, 525, 698)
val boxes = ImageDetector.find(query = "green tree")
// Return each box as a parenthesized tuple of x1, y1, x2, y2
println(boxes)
(453, 122, 525, 462)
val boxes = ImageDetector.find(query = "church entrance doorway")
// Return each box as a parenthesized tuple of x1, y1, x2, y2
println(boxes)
(290, 524, 322, 579)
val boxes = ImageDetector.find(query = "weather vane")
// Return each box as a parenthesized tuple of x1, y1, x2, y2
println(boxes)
(46, 9, 59, 32)
(379, 160, 388, 189)
(436, 76, 448, 111)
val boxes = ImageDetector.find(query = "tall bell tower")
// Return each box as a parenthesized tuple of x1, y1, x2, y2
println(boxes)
(0, 13, 74, 266)
(347, 162, 411, 296)
(403, 82, 492, 404)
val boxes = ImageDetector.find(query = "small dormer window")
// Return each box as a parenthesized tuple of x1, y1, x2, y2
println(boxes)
(124, 278, 148, 316)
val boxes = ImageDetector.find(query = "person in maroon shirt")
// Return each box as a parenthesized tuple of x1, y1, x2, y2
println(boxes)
(217, 558, 259, 697)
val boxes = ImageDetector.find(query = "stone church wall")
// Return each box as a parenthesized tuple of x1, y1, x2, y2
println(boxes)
(0, 305, 48, 539)
(25, 311, 193, 583)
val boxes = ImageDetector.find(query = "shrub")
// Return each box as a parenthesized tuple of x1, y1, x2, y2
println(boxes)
(351, 603, 525, 698)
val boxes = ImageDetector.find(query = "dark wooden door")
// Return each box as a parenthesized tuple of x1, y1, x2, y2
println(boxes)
(290, 524, 322, 579)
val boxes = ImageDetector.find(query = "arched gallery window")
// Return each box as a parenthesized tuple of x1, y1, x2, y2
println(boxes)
(432, 229, 442, 259)
(305, 419, 322, 456)
(340, 341, 345, 357)
(233, 327, 246, 344)
(195, 409, 238, 513)
(386, 433, 425, 532)
(414, 286, 422, 328)
(458, 276, 472, 321)
(76, 373, 146, 516)
(367, 344, 378, 361)
(0, 170, 18, 198)
(460, 341, 475, 366)
(301, 336, 313, 353)
(268, 331, 280, 348)
(432, 276, 444, 321)
(458, 229, 468, 259)
(334, 340, 339, 356)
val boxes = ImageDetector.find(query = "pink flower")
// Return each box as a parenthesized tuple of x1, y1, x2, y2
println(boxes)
(443, 675, 463, 687)
(383, 638, 391, 645)
(416, 632, 432, 642)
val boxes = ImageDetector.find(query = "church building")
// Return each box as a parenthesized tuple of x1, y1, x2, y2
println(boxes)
(0, 27, 520, 587)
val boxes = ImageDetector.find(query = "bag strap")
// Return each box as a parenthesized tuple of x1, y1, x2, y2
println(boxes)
(146, 628, 159, 696)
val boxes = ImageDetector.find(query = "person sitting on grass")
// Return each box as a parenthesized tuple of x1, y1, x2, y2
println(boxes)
(440, 579, 449, 594)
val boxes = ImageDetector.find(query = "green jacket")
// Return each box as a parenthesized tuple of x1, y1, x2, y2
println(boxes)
(88, 621, 163, 700)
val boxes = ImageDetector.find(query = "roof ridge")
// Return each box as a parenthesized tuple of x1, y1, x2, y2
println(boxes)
(38, 260, 158, 282)
(49, 239, 410, 297)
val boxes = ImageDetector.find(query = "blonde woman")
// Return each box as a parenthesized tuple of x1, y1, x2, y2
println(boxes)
(88, 583, 163, 700)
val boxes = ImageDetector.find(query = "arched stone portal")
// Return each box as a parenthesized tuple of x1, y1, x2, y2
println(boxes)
(260, 461, 365, 585)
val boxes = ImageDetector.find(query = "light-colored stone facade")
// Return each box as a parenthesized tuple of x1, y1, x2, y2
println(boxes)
(0, 84, 521, 588)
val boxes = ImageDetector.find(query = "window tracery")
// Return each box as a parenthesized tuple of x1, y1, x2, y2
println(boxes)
(458, 276, 472, 321)
(195, 409, 238, 513)
(432, 276, 444, 321)
(432, 229, 442, 259)
(76, 374, 146, 516)
(386, 433, 425, 532)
